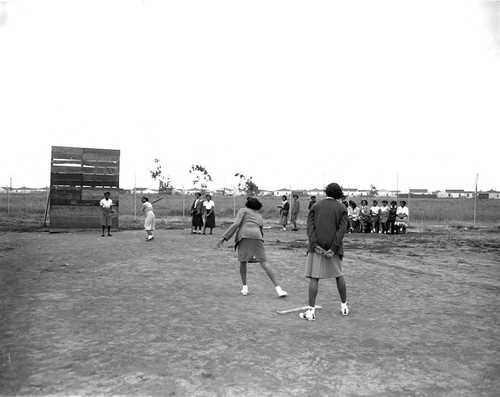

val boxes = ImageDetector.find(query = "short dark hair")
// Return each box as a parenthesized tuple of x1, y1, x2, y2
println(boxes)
(382, 200, 388, 204)
(348, 200, 357, 209)
(324, 183, 343, 199)
(293, 194, 298, 199)
(391, 200, 397, 206)
(282, 195, 287, 200)
(310, 196, 316, 200)
(400, 200, 407, 206)
(361, 199, 368, 205)
(104, 191, 110, 195)
(245, 197, 262, 210)
(141, 196, 149, 201)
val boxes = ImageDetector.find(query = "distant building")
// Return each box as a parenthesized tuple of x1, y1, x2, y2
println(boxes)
(486, 189, 500, 199)
(409, 189, 429, 195)
(343, 187, 361, 197)
(274, 187, 292, 197)
(438, 189, 475, 199)
(377, 189, 400, 197)
(307, 188, 326, 197)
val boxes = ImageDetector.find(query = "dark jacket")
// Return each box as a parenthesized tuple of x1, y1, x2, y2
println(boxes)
(307, 197, 348, 259)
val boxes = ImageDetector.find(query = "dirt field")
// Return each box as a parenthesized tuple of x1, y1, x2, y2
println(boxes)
(1, 224, 499, 396)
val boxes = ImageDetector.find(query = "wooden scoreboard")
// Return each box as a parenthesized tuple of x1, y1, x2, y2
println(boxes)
(49, 146, 120, 232)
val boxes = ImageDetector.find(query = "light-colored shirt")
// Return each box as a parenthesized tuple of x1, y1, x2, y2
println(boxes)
(100, 198, 113, 208)
(203, 200, 215, 210)
(397, 206, 409, 217)
(142, 202, 153, 213)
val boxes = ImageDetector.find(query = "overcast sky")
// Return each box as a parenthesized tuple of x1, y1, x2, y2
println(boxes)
(1, 0, 498, 192)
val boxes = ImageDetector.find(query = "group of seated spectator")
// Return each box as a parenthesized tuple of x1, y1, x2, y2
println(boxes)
(344, 199, 409, 234)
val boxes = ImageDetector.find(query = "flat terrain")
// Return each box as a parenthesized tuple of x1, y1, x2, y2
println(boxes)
(1, 225, 499, 396)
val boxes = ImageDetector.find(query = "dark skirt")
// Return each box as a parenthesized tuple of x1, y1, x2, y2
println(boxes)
(192, 213, 203, 227)
(205, 211, 215, 228)
(237, 238, 267, 262)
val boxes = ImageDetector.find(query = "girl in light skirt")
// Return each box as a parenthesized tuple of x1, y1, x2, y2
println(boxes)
(300, 183, 349, 321)
(141, 196, 155, 241)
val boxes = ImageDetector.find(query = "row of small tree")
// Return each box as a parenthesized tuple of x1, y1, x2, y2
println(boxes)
(149, 158, 379, 196)
(149, 158, 260, 195)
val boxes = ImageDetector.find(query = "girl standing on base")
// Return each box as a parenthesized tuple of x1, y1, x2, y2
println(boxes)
(99, 191, 114, 237)
(217, 197, 288, 298)
(141, 196, 155, 241)
(299, 183, 349, 321)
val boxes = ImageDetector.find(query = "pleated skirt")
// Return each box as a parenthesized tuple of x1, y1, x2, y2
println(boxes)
(304, 252, 343, 279)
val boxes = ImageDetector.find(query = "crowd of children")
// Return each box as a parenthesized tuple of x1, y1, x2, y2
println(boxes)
(344, 199, 409, 234)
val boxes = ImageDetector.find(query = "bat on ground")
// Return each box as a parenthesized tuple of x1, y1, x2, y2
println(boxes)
(276, 305, 322, 315)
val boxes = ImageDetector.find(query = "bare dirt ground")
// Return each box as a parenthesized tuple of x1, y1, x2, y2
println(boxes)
(1, 224, 499, 396)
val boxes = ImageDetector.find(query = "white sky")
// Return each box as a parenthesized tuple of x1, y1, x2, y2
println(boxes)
(1, 0, 499, 192)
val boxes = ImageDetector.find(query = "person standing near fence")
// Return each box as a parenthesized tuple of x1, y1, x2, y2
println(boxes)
(99, 191, 114, 237)
(141, 196, 155, 241)
(202, 194, 216, 235)
(299, 183, 349, 321)
(217, 197, 288, 298)
(308, 196, 317, 210)
(291, 194, 301, 231)
(278, 195, 290, 231)
(190, 192, 204, 234)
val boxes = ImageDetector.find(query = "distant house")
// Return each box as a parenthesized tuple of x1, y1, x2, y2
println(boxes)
(438, 189, 474, 199)
(377, 189, 399, 197)
(343, 188, 361, 197)
(307, 188, 325, 197)
(409, 189, 429, 195)
(486, 189, 500, 199)
(258, 188, 274, 196)
(0, 187, 7, 194)
(12, 187, 32, 194)
(274, 187, 292, 197)
(132, 187, 158, 195)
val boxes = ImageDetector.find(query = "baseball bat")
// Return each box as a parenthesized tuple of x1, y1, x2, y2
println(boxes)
(276, 305, 322, 315)
(151, 197, 164, 204)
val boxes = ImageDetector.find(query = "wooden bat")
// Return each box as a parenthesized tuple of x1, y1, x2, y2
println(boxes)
(276, 305, 322, 315)
(151, 197, 164, 204)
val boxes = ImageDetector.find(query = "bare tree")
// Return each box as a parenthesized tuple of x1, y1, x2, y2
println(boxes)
(235, 172, 260, 196)
(189, 164, 213, 190)
(149, 158, 172, 191)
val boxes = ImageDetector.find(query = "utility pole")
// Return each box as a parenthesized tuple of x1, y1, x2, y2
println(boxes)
(473, 173, 478, 227)
(134, 175, 137, 221)
(7, 176, 11, 214)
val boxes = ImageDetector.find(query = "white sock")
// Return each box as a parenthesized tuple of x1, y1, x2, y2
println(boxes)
(275, 286, 283, 293)
(309, 306, 315, 314)
(242, 285, 248, 290)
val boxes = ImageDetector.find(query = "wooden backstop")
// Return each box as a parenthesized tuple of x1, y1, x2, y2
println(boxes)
(49, 146, 120, 232)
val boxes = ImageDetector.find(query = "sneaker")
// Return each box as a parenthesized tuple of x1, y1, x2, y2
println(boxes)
(275, 286, 288, 297)
(146, 235, 154, 241)
(299, 310, 315, 321)
(341, 302, 349, 316)
(241, 286, 249, 296)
